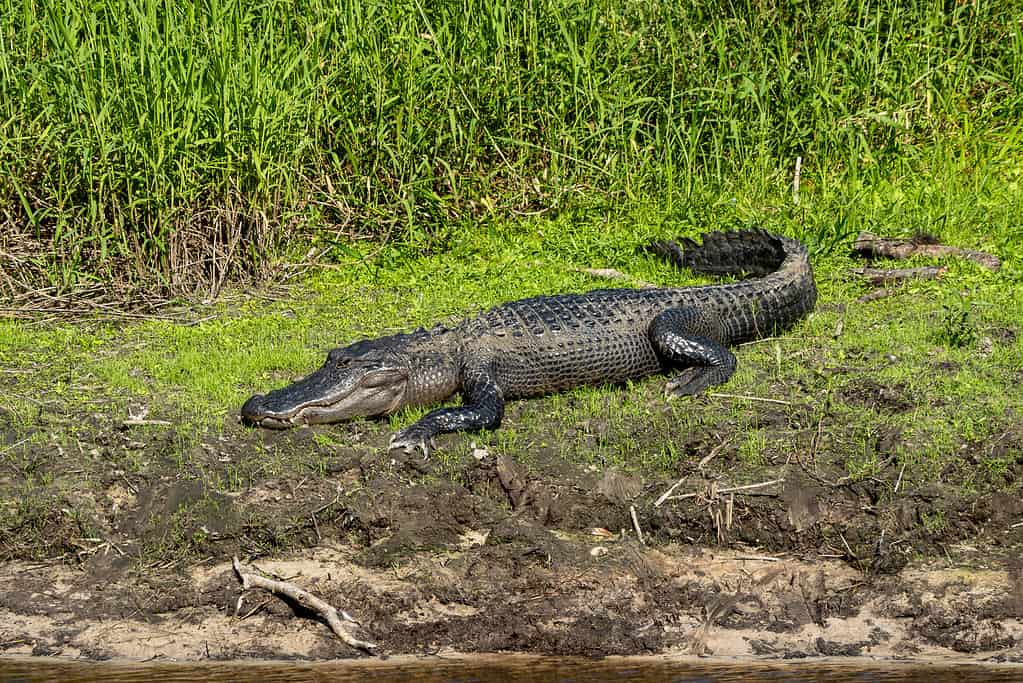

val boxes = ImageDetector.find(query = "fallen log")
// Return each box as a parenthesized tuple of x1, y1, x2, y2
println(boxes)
(852, 232, 1000, 271)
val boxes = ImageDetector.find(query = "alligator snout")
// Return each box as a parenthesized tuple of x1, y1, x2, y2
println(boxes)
(240, 393, 293, 428)
(240, 393, 265, 421)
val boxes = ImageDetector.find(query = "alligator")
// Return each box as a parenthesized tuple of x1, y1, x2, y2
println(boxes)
(241, 229, 816, 453)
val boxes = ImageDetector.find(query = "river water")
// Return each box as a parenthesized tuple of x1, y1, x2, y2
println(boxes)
(2, 656, 1022, 683)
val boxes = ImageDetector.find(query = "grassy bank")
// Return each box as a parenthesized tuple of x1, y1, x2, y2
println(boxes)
(1, 0, 1021, 294)
(0, 201, 1021, 566)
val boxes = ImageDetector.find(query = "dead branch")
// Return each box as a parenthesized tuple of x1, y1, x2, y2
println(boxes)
(852, 232, 1000, 271)
(851, 266, 946, 286)
(232, 557, 377, 654)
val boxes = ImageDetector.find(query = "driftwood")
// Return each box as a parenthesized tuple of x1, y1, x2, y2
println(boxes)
(850, 232, 999, 300)
(232, 557, 377, 654)
(852, 232, 1000, 271)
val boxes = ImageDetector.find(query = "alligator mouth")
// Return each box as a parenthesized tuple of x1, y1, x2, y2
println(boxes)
(241, 369, 408, 429)
(242, 405, 320, 430)
(241, 400, 373, 429)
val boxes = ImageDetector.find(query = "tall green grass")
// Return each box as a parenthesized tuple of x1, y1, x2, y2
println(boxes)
(1, 0, 1020, 293)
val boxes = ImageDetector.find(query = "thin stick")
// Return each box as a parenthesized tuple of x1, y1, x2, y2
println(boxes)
(736, 555, 780, 562)
(239, 597, 274, 621)
(893, 462, 906, 494)
(737, 335, 820, 347)
(792, 156, 802, 206)
(708, 393, 791, 406)
(698, 437, 732, 471)
(630, 505, 645, 545)
(654, 477, 687, 507)
(121, 418, 173, 427)
(654, 437, 733, 507)
(1011, 521, 1023, 529)
(719, 479, 784, 494)
(839, 532, 857, 560)
(671, 478, 784, 501)
(232, 557, 377, 653)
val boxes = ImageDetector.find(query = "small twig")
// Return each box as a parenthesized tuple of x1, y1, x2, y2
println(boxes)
(121, 418, 173, 428)
(707, 392, 791, 406)
(654, 477, 687, 507)
(838, 532, 857, 560)
(310, 494, 342, 517)
(721, 479, 784, 494)
(1010, 521, 1023, 529)
(310, 512, 321, 543)
(736, 555, 780, 562)
(792, 156, 802, 206)
(738, 335, 821, 347)
(893, 462, 907, 494)
(698, 437, 733, 471)
(630, 505, 645, 545)
(671, 478, 784, 501)
(239, 597, 274, 620)
(232, 557, 376, 653)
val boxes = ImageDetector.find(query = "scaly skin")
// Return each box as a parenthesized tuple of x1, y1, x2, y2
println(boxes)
(241, 229, 817, 454)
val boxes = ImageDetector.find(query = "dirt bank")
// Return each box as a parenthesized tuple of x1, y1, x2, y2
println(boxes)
(1, 381, 1021, 662)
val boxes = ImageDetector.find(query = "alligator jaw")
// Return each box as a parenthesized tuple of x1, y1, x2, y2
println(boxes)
(241, 367, 408, 429)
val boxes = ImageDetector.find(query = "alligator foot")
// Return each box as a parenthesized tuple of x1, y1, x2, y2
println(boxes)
(664, 366, 731, 398)
(388, 430, 435, 458)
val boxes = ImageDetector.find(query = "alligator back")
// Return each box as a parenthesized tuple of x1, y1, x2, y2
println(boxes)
(460, 229, 816, 399)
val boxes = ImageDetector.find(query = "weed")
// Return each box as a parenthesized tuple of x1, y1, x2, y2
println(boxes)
(738, 430, 767, 467)
(938, 297, 978, 349)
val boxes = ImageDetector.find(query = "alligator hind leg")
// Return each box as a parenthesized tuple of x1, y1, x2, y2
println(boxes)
(649, 308, 737, 397)
(389, 366, 504, 456)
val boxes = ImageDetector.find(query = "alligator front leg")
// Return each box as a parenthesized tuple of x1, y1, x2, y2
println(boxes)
(389, 366, 504, 456)
(649, 308, 738, 397)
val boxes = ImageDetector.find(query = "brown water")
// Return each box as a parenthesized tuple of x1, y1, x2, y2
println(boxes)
(2, 657, 1022, 683)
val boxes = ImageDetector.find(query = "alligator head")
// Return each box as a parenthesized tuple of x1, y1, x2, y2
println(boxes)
(241, 337, 410, 429)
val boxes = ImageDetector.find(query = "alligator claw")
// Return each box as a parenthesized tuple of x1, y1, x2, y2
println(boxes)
(388, 432, 434, 458)
(664, 367, 712, 398)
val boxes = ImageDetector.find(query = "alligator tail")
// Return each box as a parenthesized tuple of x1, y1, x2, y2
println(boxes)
(647, 229, 800, 278)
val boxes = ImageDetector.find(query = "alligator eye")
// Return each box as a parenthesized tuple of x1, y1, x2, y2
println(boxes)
(335, 358, 351, 369)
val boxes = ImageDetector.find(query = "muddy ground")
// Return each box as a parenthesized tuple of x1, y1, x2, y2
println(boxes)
(1, 360, 1022, 665)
